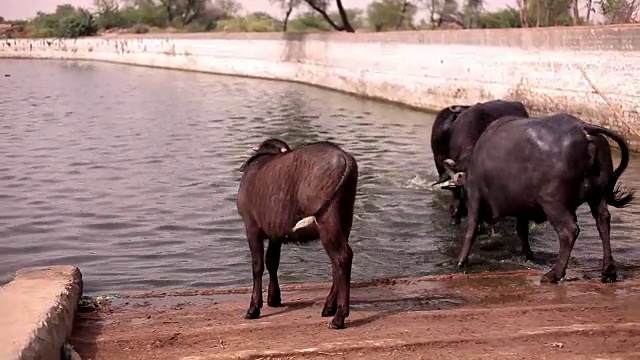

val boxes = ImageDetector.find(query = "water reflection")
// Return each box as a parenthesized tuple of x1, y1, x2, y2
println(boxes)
(1, 59, 639, 295)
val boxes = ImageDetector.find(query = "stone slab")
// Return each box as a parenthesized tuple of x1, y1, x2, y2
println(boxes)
(0, 265, 83, 360)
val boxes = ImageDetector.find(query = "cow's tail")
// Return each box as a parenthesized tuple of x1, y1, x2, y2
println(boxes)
(292, 154, 356, 232)
(584, 124, 635, 208)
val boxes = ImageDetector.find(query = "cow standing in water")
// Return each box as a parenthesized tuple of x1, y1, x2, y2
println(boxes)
(443, 114, 634, 284)
(237, 138, 359, 329)
(430, 104, 471, 182)
(431, 100, 530, 223)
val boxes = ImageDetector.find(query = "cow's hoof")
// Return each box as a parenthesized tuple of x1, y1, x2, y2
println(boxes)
(267, 297, 282, 308)
(321, 305, 336, 317)
(457, 258, 468, 269)
(601, 271, 618, 284)
(328, 319, 345, 330)
(540, 271, 560, 284)
(245, 307, 260, 319)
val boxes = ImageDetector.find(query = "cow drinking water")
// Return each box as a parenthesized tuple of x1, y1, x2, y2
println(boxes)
(236, 138, 359, 329)
(443, 113, 634, 284)
(431, 104, 471, 182)
(431, 99, 530, 223)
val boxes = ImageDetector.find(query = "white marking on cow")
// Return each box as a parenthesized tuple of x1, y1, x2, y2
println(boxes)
(292, 216, 317, 232)
(280, 148, 288, 153)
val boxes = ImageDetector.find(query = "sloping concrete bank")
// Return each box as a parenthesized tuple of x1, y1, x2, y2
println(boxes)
(1, 26, 640, 149)
(0, 265, 83, 360)
(70, 269, 640, 359)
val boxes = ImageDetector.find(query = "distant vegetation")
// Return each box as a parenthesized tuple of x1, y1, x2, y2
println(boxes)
(0, 0, 638, 39)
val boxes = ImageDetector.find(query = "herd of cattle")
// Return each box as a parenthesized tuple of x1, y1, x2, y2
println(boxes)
(235, 99, 635, 330)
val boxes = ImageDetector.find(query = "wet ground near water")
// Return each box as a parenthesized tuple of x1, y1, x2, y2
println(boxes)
(70, 268, 640, 359)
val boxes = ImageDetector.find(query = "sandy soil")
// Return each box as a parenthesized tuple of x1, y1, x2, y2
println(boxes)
(70, 269, 640, 359)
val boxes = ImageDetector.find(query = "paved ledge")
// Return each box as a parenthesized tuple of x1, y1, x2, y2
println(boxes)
(0, 265, 83, 360)
(71, 268, 640, 359)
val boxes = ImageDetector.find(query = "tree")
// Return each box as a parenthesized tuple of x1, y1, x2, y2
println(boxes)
(442, 0, 459, 17)
(0, 16, 5, 24)
(598, 0, 640, 23)
(516, 0, 529, 26)
(212, 0, 242, 18)
(586, 0, 595, 22)
(572, 0, 580, 24)
(179, 0, 208, 24)
(271, 0, 355, 32)
(304, 0, 355, 32)
(156, 0, 237, 26)
(367, 0, 417, 30)
(423, 0, 443, 24)
(270, 0, 303, 31)
(523, 0, 572, 26)
(59, 8, 98, 37)
(462, 0, 483, 27)
(94, 0, 123, 29)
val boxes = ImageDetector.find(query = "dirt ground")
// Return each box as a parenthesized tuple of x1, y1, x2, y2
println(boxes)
(70, 268, 640, 359)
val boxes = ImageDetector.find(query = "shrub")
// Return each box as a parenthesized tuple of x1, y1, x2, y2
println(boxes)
(58, 9, 98, 38)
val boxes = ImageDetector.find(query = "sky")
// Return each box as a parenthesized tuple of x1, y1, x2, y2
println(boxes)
(0, 0, 517, 21)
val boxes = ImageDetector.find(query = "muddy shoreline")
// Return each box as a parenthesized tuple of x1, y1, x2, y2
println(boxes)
(71, 268, 640, 359)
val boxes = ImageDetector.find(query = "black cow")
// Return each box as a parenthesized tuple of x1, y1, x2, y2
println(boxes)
(431, 104, 471, 182)
(431, 100, 530, 223)
(443, 113, 634, 284)
(237, 138, 359, 329)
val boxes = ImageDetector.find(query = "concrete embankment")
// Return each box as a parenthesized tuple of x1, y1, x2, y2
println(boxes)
(0, 265, 83, 360)
(1, 26, 640, 149)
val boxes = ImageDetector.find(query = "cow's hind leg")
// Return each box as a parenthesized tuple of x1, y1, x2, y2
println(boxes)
(321, 276, 337, 317)
(319, 219, 353, 329)
(589, 198, 617, 283)
(266, 240, 283, 307)
(516, 216, 535, 261)
(540, 204, 580, 284)
(245, 227, 265, 319)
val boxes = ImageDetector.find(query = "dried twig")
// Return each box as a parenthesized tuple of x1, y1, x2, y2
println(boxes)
(576, 64, 640, 138)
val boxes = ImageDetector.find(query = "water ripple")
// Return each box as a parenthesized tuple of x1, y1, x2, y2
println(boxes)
(1, 59, 640, 296)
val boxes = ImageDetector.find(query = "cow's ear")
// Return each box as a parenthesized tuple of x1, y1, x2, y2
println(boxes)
(443, 159, 457, 178)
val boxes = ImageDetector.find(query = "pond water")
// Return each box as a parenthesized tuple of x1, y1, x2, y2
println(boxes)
(1, 59, 639, 295)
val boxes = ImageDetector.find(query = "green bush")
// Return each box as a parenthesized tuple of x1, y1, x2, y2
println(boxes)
(120, 5, 168, 28)
(288, 12, 332, 32)
(477, 8, 521, 28)
(215, 13, 280, 32)
(58, 9, 98, 38)
(25, 25, 56, 38)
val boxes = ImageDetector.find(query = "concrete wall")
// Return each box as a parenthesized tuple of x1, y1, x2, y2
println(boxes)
(2, 26, 640, 149)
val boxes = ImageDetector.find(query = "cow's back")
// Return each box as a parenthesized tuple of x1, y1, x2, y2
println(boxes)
(468, 114, 589, 215)
(448, 100, 528, 165)
(237, 141, 355, 238)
